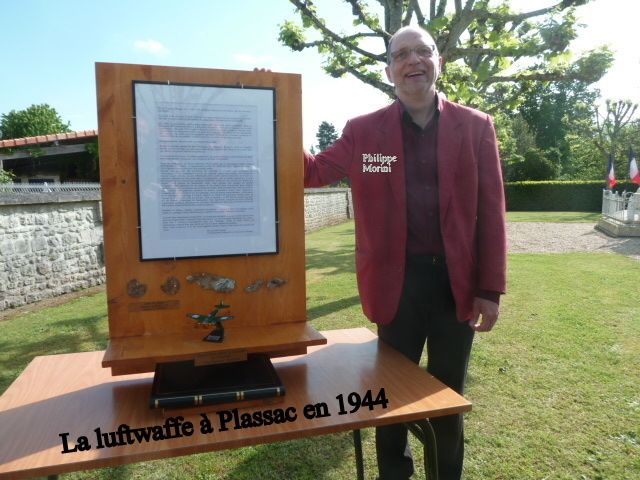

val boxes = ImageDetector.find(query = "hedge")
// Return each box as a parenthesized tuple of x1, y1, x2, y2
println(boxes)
(504, 181, 639, 212)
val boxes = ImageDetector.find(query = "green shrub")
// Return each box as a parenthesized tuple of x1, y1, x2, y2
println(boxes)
(505, 148, 560, 181)
(505, 180, 639, 211)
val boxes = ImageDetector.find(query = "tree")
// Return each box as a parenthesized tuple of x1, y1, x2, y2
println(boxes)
(279, 0, 612, 111)
(594, 99, 638, 155)
(0, 168, 14, 184)
(495, 112, 559, 181)
(316, 120, 338, 151)
(565, 127, 603, 180)
(554, 100, 639, 182)
(518, 80, 596, 167)
(514, 148, 559, 180)
(0, 104, 70, 140)
(315, 120, 347, 186)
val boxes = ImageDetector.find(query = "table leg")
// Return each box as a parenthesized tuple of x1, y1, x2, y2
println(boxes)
(406, 419, 438, 480)
(353, 429, 364, 480)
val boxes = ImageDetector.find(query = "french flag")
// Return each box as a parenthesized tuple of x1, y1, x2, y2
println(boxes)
(607, 154, 617, 188)
(630, 148, 640, 184)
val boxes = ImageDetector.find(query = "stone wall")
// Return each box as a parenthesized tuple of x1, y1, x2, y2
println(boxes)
(0, 188, 352, 311)
(0, 192, 104, 310)
(303, 188, 353, 232)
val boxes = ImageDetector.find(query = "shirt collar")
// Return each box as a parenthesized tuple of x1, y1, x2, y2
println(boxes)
(399, 92, 441, 130)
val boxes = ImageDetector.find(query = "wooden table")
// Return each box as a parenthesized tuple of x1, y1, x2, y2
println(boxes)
(0, 328, 471, 479)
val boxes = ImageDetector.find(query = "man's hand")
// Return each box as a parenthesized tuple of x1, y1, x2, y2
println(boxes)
(468, 297, 499, 332)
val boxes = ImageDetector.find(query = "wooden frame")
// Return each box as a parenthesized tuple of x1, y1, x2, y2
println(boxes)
(96, 63, 324, 375)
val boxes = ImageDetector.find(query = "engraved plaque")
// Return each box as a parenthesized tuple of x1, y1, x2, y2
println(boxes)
(194, 349, 248, 366)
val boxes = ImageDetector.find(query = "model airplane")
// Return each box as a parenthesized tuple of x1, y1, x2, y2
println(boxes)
(187, 302, 234, 343)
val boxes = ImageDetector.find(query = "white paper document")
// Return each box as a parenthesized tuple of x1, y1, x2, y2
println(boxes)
(134, 82, 277, 259)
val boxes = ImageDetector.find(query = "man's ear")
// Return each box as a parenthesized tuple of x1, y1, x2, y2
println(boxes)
(385, 65, 393, 84)
(435, 55, 444, 82)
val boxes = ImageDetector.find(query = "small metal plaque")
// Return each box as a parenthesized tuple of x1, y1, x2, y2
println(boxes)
(128, 300, 180, 312)
(194, 349, 248, 366)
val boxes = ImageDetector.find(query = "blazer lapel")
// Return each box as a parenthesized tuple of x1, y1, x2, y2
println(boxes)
(377, 101, 406, 212)
(437, 97, 463, 221)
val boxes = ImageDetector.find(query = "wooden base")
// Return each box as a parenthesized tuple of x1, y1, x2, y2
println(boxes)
(102, 322, 326, 375)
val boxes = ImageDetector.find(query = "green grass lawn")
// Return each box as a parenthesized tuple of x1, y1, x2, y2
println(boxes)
(1, 220, 638, 479)
(506, 211, 601, 223)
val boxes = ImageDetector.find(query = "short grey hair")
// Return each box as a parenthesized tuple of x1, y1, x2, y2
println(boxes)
(387, 26, 439, 64)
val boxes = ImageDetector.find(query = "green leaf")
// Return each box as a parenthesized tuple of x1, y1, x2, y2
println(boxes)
(0, 104, 70, 140)
(427, 16, 449, 32)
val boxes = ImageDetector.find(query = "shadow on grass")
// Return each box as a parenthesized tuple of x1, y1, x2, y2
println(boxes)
(227, 431, 358, 480)
(305, 246, 355, 277)
(307, 296, 361, 321)
(63, 431, 368, 479)
(0, 312, 108, 393)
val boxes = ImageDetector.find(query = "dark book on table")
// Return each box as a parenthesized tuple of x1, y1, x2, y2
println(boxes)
(149, 354, 285, 409)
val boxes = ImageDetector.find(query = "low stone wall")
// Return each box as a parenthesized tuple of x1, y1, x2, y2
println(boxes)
(304, 188, 353, 232)
(0, 192, 105, 310)
(0, 188, 352, 311)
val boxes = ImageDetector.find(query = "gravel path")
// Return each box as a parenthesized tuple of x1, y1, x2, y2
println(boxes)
(508, 222, 640, 261)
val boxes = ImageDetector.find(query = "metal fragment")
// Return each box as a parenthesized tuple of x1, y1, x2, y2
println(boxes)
(160, 276, 180, 295)
(244, 279, 265, 293)
(186, 273, 236, 293)
(267, 277, 287, 289)
(126, 279, 147, 298)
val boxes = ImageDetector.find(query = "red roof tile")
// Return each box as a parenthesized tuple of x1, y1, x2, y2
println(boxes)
(0, 129, 98, 149)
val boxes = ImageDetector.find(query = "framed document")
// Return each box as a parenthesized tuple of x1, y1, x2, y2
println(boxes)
(97, 64, 323, 376)
(133, 82, 277, 260)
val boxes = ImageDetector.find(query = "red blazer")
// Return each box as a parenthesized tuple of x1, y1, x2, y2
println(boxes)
(304, 96, 507, 325)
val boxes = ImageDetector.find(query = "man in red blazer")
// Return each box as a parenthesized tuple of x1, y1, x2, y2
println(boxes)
(304, 26, 506, 480)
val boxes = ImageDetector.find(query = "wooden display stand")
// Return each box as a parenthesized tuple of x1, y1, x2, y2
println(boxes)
(96, 63, 325, 376)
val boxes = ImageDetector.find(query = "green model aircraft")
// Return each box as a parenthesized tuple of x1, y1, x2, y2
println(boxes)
(187, 302, 234, 342)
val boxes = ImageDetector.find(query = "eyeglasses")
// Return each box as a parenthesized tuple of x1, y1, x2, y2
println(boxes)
(389, 45, 438, 63)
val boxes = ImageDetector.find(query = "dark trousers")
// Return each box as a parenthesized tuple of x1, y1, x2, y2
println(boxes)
(376, 256, 475, 480)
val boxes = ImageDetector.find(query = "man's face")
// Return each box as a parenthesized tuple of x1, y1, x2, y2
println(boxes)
(385, 29, 442, 100)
